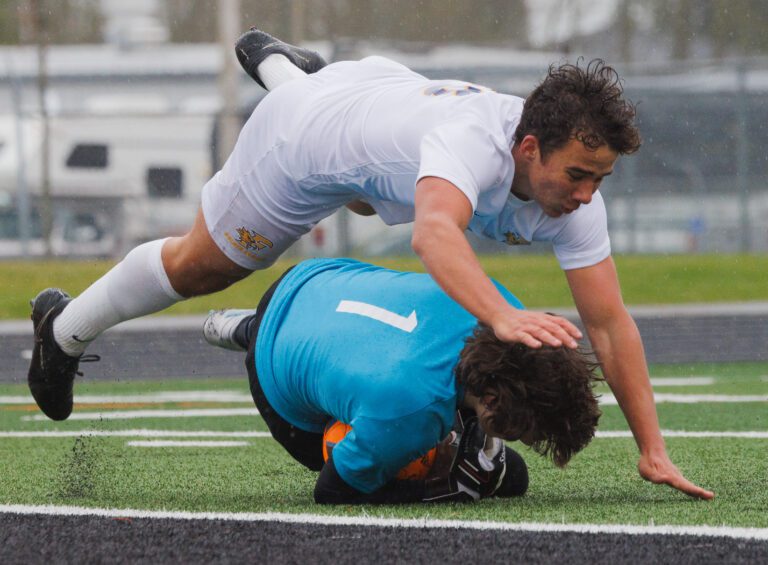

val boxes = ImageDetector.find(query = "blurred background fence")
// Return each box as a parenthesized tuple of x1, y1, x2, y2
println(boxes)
(1, 0, 767, 259)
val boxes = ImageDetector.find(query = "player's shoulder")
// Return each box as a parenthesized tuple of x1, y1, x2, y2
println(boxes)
(344, 55, 424, 79)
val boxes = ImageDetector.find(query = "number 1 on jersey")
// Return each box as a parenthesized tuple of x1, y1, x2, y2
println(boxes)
(336, 300, 418, 333)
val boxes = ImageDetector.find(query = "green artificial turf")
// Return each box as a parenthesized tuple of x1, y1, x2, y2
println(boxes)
(1, 364, 766, 528)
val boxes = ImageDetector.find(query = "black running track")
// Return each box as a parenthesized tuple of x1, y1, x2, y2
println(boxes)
(2, 303, 767, 385)
(1, 513, 766, 564)
(2, 307, 767, 563)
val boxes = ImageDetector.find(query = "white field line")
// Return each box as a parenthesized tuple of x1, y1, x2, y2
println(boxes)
(600, 393, 767, 405)
(0, 391, 253, 405)
(596, 430, 768, 439)
(650, 377, 715, 387)
(0, 430, 271, 438)
(1, 429, 765, 440)
(126, 440, 250, 448)
(21, 408, 260, 421)
(0, 504, 766, 541)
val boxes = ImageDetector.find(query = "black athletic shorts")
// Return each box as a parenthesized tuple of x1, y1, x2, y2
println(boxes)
(245, 266, 326, 472)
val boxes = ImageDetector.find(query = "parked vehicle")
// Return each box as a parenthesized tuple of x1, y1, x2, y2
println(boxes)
(0, 111, 214, 257)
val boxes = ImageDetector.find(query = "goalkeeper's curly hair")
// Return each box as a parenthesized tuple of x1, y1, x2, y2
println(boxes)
(456, 324, 602, 468)
(515, 58, 641, 158)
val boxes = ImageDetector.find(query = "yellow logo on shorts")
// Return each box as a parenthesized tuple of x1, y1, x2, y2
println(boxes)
(505, 231, 530, 246)
(235, 227, 273, 251)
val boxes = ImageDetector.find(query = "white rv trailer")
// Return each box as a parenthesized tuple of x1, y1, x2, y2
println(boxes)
(0, 109, 214, 257)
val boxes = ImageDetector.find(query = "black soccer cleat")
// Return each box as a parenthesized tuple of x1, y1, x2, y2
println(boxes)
(235, 27, 328, 89)
(27, 288, 98, 421)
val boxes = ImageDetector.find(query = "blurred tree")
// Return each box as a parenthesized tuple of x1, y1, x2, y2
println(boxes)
(3, 0, 102, 45)
(650, 0, 768, 60)
(314, 0, 527, 45)
(0, 3, 21, 44)
(703, 0, 768, 57)
(164, 0, 216, 42)
(165, 0, 289, 43)
(165, 0, 527, 47)
(617, 0, 634, 62)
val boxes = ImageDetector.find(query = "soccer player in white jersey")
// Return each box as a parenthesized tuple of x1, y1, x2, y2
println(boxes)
(27, 29, 713, 501)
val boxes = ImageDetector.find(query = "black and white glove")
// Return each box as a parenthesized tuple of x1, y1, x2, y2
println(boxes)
(422, 417, 506, 502)
(451, 416, 507, 500)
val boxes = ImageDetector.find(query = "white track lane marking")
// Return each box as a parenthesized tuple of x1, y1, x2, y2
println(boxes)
(600, 393, 767, 405)
(21, 408, 260, 421)
(0, 430, 271, 438)
(650, 377, 715, 386)
(126, 440, 250, 448)
(595, 430, 768, 439)
(0, 504, 766, 541)
(0, 391, 253, 405)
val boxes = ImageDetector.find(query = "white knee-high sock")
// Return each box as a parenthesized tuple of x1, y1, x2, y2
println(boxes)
(258, 54, 307, 90)
(53, 238, 184, 356)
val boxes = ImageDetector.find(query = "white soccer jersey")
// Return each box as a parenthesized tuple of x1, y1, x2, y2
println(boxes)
(202, 56, 610, 270)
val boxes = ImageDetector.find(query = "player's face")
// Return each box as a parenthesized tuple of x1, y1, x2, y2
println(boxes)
(477, 393, 538, 446)
(526, 138, 618, 218)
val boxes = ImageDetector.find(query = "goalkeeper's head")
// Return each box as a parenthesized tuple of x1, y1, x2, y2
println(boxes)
(455, 324, 602, 468)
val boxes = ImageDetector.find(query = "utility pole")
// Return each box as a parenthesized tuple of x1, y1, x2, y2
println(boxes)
(8, 57, 32, 257)
(735, 64, 751, 252)
(217, 0, 241, 168)
(618, 0, 634, 63)
(290, 0, 305, 45)
(32, 0, 53, 258)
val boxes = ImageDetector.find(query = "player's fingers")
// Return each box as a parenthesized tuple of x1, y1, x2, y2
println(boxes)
(534, 329, 563, 347)
(554, 316, 583, 341)
(518, 333, 543, 349)
(533, 318, 578, 349)
(666, 474, 715, 500)
(545, 314, 582, 342)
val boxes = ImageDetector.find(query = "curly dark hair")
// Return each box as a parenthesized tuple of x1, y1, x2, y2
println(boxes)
(455, 324, 602, 468)
(514, 59, 641, 157)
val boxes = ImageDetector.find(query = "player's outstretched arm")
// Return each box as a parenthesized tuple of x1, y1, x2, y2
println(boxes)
(565, 257, 714, 500)
(413, 177, 581, 349)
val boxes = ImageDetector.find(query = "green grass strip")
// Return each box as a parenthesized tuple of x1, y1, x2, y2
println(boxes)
(3, 253, 768, 319)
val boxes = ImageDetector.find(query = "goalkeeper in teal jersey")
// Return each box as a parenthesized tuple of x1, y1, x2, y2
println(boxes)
(204, 258, 602, 504)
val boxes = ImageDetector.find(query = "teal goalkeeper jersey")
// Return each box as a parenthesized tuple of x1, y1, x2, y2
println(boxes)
(255, 258, 525, 493)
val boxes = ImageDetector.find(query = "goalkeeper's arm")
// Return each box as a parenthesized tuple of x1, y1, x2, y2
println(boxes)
(313, 419, 527, 504)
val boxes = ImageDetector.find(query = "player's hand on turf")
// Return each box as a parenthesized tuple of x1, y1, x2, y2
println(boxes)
(491, 308, 582, 349)
(637, 451, 715, 500)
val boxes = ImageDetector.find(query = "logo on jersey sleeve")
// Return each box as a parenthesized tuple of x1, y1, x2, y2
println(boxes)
(504, 231, 531, 246)
(423, 84, 490, 97)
